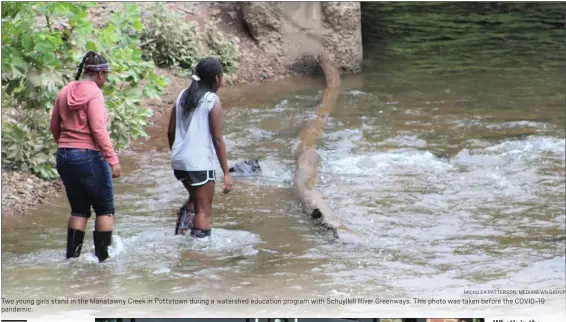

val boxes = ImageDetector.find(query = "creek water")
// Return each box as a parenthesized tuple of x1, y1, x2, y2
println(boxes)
(2, 67, 564, 319)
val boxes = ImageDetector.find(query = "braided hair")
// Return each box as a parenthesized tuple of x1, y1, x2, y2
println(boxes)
(75, 51, 109, 80)
(179, 57, 223, 120)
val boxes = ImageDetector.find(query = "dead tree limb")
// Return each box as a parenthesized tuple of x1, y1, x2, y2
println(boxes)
(293, 52, 361, 243)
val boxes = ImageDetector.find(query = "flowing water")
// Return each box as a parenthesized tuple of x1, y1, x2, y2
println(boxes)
(2, 5, 566, 318)
(2, 68, 564, 320)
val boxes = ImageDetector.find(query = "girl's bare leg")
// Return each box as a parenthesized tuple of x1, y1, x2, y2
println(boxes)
(189, 181, 215, 237)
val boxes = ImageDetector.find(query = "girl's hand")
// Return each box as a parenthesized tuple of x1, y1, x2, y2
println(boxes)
(223, 174, 232, 193)
(111, 163, 121, 178)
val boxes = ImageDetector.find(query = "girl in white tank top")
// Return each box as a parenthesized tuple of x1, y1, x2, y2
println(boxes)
(167, 57, 232, 239)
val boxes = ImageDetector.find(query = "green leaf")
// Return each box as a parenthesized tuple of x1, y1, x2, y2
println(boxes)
(132, 20, 143, 31)
(43, 52, 61, 68)
(21, 34, 34, 50)
(125, 3, 137, 16)
(86, 40, 97, 52)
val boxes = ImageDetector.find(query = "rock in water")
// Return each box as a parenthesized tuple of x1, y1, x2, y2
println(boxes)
(229, 159, 262, 176)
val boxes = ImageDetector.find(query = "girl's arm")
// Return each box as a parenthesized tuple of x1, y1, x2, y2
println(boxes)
(87, 96, 118, 166)
(209, 97, 232, 193)
(87, 96, 120, 178)
(167, 104, 176, 150)
(50, 98, 61, 144)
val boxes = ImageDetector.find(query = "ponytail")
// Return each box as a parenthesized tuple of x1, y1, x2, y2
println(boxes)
(180, 57, 223, 120)
(180, 78, 205, 120)
(75, 51, 96, 80)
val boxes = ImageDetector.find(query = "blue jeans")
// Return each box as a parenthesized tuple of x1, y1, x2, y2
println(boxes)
(56, 148, 115, 218)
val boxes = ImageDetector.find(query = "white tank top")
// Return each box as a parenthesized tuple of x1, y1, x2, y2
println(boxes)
(171, 89, 217, 171)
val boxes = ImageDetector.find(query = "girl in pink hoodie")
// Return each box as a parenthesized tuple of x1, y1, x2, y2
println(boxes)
(50, 51, 121, 262)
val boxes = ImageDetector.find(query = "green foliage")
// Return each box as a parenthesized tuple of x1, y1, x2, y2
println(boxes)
(2, 113, 56, 179)
(1, 2, 168, 180)
(202, 22, 240, 74)
(139, 4, 201, 69)
(361, 2, 566, 75)
(140, 4, 240, 74)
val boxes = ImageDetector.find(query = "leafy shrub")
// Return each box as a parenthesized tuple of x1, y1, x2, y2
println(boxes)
(1, 2, 168, 180)
(140, 4, 240, 74)
(139, 4, 201, 69)
(201, 22, 240, 74)
(2, 113, 56, 179)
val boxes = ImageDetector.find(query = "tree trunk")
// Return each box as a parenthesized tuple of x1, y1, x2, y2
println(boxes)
(293, 52, 361, 243)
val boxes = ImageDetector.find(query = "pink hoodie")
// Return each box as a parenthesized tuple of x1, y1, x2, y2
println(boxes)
(50, 81, 119, 166)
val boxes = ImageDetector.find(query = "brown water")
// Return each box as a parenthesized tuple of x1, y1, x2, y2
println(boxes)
(2, 71, 565, 320)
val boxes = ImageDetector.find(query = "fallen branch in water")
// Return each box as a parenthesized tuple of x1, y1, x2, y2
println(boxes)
(293, 52, 361, 243)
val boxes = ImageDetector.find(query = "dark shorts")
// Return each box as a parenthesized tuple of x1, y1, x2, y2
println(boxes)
(56, 148, 115, 218)
(174, 170, 216, 186)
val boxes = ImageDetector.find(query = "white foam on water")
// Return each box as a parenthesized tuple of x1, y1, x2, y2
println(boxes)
(450, 118, 487, 129)
(294, 94, 320, 101)
(319, 128, 368, 153)
(485, 120, 555, 130)
(108, 233, 125, 259)
(2, 226, 260, 286)
(379, 134, 428, 148)
(360, 121, 373, 130)
(319, 149, 453, 176)
(152, 267, 171, 274)
(274, 99, 288, 111)
(404, 108, 422, 115)
(250, 155, 294, 187)
(180, 228, 261, 256)
(485, 135, 565, 155)
(447, 138, 565, 211)
(343, 89, 368, 96)
(323, 128, 364, 141)
(314, 134, 565, 293)
(245, 127, 276, 140)
(2, 233, 126, 266)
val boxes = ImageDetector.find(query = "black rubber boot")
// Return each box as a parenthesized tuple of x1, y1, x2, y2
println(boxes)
(190, 228, 211, 239)
(66, 228, 85, 259)
(93, 230, 112, 262)
(175, 203, 194, 236)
